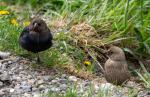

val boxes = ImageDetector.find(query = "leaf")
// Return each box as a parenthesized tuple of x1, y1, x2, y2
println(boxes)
(143, 42, 150, 54)
(134, 27, 143, 42)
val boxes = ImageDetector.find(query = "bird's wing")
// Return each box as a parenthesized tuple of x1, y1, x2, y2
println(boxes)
(20, 27, 29, 37)
(48, 29, 53, 40)
(19, 27, 30, 45)
(104, 59, 116, 71)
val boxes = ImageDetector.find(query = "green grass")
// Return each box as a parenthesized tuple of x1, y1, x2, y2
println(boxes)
(1, 0, 150, 61)
(41, 84, 141, 97)
(0, 16, 22, 53)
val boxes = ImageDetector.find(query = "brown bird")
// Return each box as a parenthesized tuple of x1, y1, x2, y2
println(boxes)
(104, 46, 130, 85)
(19, 17, 53, 62)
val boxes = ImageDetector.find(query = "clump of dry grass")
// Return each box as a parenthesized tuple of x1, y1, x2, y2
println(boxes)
(63, 65, 96, 80)
(49, 18, 68, 33)
(70, 22, 96, 37)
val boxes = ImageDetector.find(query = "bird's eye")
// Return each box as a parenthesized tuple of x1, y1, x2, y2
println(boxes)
(38, 23, 41, 26)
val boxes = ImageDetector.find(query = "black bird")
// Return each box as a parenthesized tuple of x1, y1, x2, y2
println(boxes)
(19, 18, 53, 62)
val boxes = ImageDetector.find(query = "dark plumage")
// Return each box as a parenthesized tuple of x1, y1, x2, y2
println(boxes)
(19, 18, 53, 62)
(104, 46, 130, 85)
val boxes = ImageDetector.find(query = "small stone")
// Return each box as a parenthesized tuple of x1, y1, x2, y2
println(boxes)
(10, 88, 15, 93)
(44, 89, 50, 93)
(2, 88, 9, 94)
(27, 75, 32, 79)
(43, 76, 51, 81)
(37, 76, 42, 80)
(69, 76, 77, 82)
(16, 76, 21, 81)
(37, 80, 44, 85)
(59, 79, 67, 84)
(39, 85, 46, 91)
(59, 84, 67, 90)
(138, 90, 150, 97)
(78, 84, 84, 93)
(51, 87, 60, 92)
(51, 79, 58, 84)
(24, 93, 32, 97)
(14, 84, 21, 89)
(8, 61, 12, 64)
(100, 83, 114, 91)
(21, 85, 32, 92)
(61, 74, 67, 78)
(15, 89, 24, 94)
(20, 71, 27, 75)
(33, 92, 40, 97)
(28, 79, 35, 85)
(0, 71, 10, 81)
(61, 90, 66, 94)
(20, 81, 32, 92)
(32, 87, 38, 92)
(0, 51, 11, 59)
(19, 66, 24, 70)
(83, 80, 90, 87)
(0, 81, 3, 87)
(21, 81, 28, 85)
(0, 90, 4, 95)
(55, 77, 59, 80)
(126, 81, 141, 90)
(11, 76, 21, 81)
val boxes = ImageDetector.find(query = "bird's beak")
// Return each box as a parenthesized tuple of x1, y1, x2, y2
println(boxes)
(107, 49, 113, 55)
(33, 23, 38, 28)
(107, 49, 111, 52)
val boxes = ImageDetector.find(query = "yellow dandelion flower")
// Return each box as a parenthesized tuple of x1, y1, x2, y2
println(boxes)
(0, 10, 9, 15)
(23, 21, 30, 26)
(11, 19, 19, 26)
(84, 60, 91, 66)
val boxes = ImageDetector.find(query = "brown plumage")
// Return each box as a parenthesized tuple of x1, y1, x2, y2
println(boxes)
(104, 46, 130, 85)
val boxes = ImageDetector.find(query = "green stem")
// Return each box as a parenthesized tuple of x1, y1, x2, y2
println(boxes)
(124, 0, 129, 28)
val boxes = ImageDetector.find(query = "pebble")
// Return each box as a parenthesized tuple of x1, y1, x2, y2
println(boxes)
(15, 89, 24, 94)
(14, 84, 21, 89)
(24, 93, 32, 97)
(32, 87, 38, 92)
(28, 79, 35, 85)
(0, 51, 11, 59)
(61, 74, 67, 78)
(60, 84, 67, 90)
(33, 92, 40, 97)
(39, 85, 46, 91)
(138, 90, 150, 97)
(0, 52, 147, 97)
(94, 84, 100, 91)
(0, 81, 3, 87)
(20, 81, 32, 92)
(44, 89, 49, 93)
(37, 79, 44, 85)
(68, 76, 77, 82)
(51, 79, 58, 84)
(0, 71, 10, 81)
(100, 83, 114, 91)
(51, 87, 60, 92)
(43, 75, 51, 81)
(10, 88, 15, 93)
(0, 90, 5, 95)
(59, 79, 67, 84)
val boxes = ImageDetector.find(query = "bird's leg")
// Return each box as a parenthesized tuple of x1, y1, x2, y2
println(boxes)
(37, 53, 41, 63)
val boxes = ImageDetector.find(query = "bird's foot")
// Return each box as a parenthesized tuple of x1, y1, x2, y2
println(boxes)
(36, 57, 43, 64)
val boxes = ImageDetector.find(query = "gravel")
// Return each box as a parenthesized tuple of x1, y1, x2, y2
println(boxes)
(0, 52, 149, 97)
